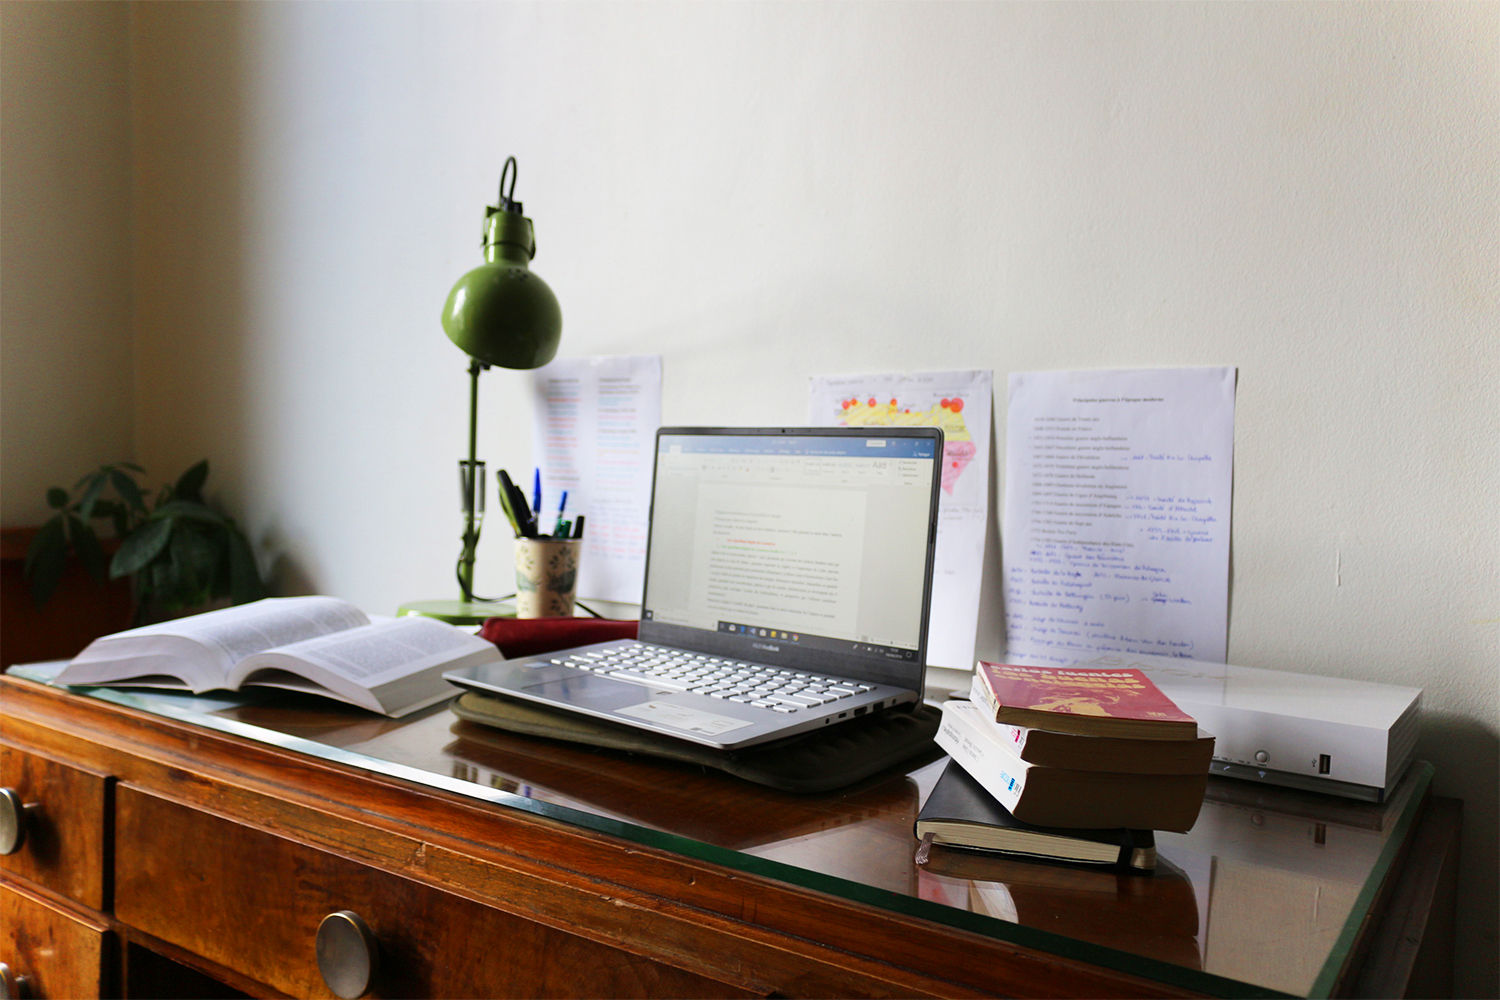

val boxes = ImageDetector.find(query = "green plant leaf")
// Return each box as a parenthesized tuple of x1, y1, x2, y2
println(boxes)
(75, 472, 109, 520)
(108, 502, 131, 538)
(168, 525, 219, 604)
(67, 514, 109, 583)
(111, 516, 173, 578)
(128, 562, 163, 625)
(131, 560, 175, 623)
(226, 529, 267, 605)
(117, 461, 146, 473)
(109, 467, 148, 514)
(151, 500, 226, 524)
(174, 459, 210, 503)
(46, 487, 70, 510)
(91, 498, 123, 520)
(23, 517, 69, 606)
(24, 515, 65, 573)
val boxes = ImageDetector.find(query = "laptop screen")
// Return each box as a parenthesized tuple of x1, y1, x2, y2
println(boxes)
(638, 427, 942, 688)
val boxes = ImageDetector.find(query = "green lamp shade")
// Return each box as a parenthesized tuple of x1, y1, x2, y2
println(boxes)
(441, 209, 562, 369)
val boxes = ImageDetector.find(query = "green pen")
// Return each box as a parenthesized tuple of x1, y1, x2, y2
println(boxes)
(494, 471, 521, 537)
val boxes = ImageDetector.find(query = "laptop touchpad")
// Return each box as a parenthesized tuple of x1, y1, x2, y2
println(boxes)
(522, 673, 655, 710)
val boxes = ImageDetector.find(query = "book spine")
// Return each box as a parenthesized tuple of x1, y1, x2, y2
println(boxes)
(997, 722, 1032, 754)
(968, 674, 1032, 751)
(934, 704, 1031, 814)
(968, 669, 1002, 720)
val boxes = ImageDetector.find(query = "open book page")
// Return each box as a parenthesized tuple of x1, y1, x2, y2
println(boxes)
(58, 596, 371, 693)
(228, 616, 502, 716)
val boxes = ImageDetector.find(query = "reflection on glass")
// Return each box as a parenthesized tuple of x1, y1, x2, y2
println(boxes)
(10, 661, 1428, 1000)
(917, 850, 1204, 971)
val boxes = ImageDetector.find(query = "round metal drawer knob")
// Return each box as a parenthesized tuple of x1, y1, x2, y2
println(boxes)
(0, 789, 30, 856)
(316, 910, 380, 1000)
(0, 961, 31, 1000)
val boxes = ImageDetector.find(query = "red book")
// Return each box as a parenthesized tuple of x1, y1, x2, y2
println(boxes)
(971, 662, 1198, 741)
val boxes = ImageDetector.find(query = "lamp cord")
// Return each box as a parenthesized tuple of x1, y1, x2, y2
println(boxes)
(498, 156, 519, 212)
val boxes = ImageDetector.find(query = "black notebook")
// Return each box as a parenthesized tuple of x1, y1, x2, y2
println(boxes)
(915, 760, 1156, 872)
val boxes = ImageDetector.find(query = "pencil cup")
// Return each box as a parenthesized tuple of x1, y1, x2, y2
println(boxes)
(513, 537, 581, 618)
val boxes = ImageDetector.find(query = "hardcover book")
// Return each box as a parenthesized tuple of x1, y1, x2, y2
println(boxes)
(916, 760, 1156, 871)
(966, 692, 1215, 774)
(971, 661, 1197, 741)
(936, 699, 1208, 831)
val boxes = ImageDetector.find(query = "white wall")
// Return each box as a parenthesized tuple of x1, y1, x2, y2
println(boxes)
(0, 1, 133, 524)
(5, 2, 1496, 992)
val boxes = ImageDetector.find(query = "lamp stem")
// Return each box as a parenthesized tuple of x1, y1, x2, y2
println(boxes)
(459, 358, 483, 603)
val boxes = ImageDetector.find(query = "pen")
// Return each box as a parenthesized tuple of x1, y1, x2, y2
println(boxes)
(553, 490, 569, 536)
(519, 489, 539, 538)
(532, 470, 542, 526)
(571, 515, 585, 539)
(494, 471, 521, 537)
(499, 469, 536, 538)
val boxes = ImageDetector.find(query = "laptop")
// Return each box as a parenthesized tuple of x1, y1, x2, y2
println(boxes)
(444, 425, 944, 749)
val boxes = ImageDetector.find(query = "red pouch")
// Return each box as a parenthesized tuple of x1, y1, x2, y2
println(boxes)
(478, 616, 638, 660)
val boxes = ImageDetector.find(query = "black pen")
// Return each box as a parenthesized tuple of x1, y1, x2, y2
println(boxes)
(494, 473, 522, 537)
(571, 515, 585, 539)
(497, 469, 536, 538)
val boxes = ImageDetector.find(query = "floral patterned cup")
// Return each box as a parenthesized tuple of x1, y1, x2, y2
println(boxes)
(513, 538, 581, 618)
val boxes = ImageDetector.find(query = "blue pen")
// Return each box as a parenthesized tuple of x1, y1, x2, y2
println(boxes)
(532, 469, 542, 522)
(552, 490, 569, 536)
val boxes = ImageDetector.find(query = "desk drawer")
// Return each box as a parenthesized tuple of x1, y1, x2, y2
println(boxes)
(114, 785, 754, 998)
(1, 878, 113, 999)
(0, 742, 110, 910)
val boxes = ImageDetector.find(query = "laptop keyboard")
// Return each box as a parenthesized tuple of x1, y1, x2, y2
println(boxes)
(543, 642, 874, 714)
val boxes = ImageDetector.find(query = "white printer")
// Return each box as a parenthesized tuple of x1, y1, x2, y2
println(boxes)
(1070, 651, 1421, 801)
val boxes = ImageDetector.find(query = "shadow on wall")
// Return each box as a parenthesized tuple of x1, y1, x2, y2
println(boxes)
(131, 2, 256, 533)
(1418, 713, 1498, 998)
(257, 512, 318, 601)
(262, 553, 318, 604)
(974, 406, 1005, 662)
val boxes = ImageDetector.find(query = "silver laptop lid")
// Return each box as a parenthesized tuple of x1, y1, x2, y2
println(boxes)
(638, 426, 943, 692)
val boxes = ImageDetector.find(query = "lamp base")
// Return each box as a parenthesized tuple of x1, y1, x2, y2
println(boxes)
(397, 599, 514, 626)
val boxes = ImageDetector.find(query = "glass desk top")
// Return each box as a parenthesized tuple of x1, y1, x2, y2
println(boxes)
(8, 662, 1429, 998)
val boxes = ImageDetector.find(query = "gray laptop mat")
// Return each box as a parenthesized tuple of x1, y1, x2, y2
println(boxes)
(452, 692, 942, 793)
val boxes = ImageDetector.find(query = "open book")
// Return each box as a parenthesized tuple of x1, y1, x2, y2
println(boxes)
(57, 596, 502, 717)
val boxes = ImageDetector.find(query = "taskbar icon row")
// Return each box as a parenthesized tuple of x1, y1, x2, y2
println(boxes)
(716, 621, 916, 660)
(718, 621, 800, 643)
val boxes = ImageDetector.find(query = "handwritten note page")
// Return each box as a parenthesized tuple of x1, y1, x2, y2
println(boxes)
(1002, 367, 1236, 665)
(531, 355, 663, 603)
(810, 370, 994, 670)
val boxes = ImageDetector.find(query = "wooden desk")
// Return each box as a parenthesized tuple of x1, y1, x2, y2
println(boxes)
(1, 666, 1458, 998)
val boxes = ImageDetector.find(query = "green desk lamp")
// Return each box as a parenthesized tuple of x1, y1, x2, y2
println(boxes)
(399, 158, 561, 624)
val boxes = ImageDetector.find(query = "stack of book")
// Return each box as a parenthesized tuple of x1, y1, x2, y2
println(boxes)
(920, 661, 1215, 872)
